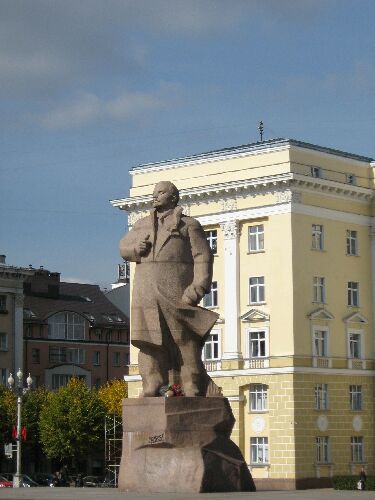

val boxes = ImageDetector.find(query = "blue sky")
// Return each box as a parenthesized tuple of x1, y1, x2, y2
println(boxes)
(1, 0, 375, 287)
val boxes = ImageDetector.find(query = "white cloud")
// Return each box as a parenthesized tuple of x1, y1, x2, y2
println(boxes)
(40, 93, 101, 129)
(39, 86, 178, 129)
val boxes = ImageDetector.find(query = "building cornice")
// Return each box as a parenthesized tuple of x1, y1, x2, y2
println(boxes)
(129, 138, 373, 176)
(111, 171, 373, 213)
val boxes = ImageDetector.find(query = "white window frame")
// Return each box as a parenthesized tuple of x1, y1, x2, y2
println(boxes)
(347, 281, 359, 307)
(312, 224, 324, 250)
(203, 281, 218, 308)
(48, 312, 85, 340)
(315, 384, 329, 410)
(250, 384, 268, 412)
(313, 276, 326, 303)
(346, 230, 358, 256)
(316, 436, 330, 463)
(246, 327, 269, 359)
(349, 385, 362, 411)
(202, 329, 221, 361)
(248, 224, 265, 252)
(351, 436, 364, 463)
(249, 276, 265, 304)
(0, 332, 7, 351)
(250, 437, 269, 464)
(347, 329, 363, 359)
(205, 229, 218, 255)
(312, 326, 329, 358)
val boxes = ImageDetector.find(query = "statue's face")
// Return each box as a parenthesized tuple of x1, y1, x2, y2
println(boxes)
(152, 182, 176, 211)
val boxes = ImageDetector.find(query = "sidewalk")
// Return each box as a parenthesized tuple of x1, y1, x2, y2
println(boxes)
(0, 488, 373, 500)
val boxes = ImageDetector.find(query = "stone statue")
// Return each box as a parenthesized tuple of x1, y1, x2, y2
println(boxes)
(120, 181, 219, 397)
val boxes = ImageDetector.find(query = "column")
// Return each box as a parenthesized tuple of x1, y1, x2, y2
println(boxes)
(14, 293, 24, 374)
(370, 225, 375, 359)
(220, 220, 242, 368)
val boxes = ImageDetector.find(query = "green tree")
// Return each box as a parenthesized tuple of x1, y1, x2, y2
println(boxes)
(39, 378, 105, 469)
(0, 387, 16, 466)
(22, 387, 49, 465)
(98, 379, 127, 416)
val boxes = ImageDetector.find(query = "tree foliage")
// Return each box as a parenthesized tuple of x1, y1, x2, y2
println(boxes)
(22, 387, 49, 460)
(98, 379, 127, 416)
(0, 386, 16, 450)
(39, 378, 105, 466)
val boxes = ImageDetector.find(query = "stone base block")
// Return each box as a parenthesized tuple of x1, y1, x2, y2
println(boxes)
(118, 397, 255, 493)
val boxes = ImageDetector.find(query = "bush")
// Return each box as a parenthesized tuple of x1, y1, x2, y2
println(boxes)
(333, 475, 375, 490)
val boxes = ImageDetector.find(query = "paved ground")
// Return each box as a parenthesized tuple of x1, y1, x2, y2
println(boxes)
(0, 488, 372, 500)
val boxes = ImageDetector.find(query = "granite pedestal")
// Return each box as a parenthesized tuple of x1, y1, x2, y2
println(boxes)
(118, 397, 255, 493)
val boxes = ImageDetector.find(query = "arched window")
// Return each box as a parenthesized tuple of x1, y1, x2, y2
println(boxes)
(48, 312, 85, 340)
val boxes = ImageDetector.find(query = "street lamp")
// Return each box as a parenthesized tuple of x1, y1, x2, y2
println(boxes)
(8, 369, 32, 488)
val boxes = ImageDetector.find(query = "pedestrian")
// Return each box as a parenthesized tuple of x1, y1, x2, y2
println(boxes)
(359, 466, 367, 490)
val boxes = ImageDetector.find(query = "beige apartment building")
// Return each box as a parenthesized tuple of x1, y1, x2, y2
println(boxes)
(112, 138, 375, 489)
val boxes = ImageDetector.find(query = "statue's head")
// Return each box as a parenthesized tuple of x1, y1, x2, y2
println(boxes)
(152, 181, 179, 211)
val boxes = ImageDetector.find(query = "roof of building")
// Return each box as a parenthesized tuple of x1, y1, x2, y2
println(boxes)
(131, 138, 374, 172)
(24, 281, 129, 328)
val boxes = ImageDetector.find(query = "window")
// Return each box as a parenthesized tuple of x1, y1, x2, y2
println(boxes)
(249, 276, 265, 304)
(250, 384, 268, 412)
(0, 332, 7, 351)
(0, 368, 7, 386)
(205, 230, 218, 255)
(203, 332, 220, 361)
(350, 385, 362, 410)
(315, 384, 328, 410)
(312, 224, 324, 250)
(347, 174, 357, 185)
(113, 352, 121, 367)
(348, 282, 359, 306)
(250, 437, 269, 464)
(93, 351, 100, 366)
(48, 312, 85, 340)
(203, 281, 218, 308)
(316, 436, 330, 463)
(248, 225, 264, 252)
(349, 333, 361, 359)
(49, 346, 85, 364)
(346, 230, 358, 255)
(32, 348, 40, 364)
(313, 277, 325, 303)
(313, 329, 328, 357)
(0, 295, 7, 312)
(52, 374, 85, 390)
(124, 352, 130, 366)
(351, 437, 364, 462)
(95, 378, 101, 388)
(249, 331, 266, 358)
(311, 166, 322, 178)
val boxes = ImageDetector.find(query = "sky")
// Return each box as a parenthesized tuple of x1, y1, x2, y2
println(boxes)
(1, 0, 375, 288)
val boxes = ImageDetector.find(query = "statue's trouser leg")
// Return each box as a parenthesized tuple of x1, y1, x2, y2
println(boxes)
(138, 346, 169, 396)
(177, 337, 206, 396)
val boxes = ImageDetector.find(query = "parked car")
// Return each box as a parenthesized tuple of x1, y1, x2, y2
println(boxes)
(82, 475, 101, 487)
(0, 475, 12, 488)
(29, 473, 55, 487)
(0, 473, 38, 487)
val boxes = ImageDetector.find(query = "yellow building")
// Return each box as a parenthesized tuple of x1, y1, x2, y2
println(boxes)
(111, 138, 375, 489)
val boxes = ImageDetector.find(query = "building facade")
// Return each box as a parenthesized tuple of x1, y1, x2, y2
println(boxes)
(111, 138, 375, 489)
(23, 268, 130, 389)
(0, 256, 33, 385)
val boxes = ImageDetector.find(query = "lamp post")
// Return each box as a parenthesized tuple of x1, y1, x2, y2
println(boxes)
(8, 369, 32, 488)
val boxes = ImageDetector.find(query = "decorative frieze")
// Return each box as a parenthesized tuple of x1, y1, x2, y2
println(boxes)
(220, 220, 239, 240)
(220, 198, 237, 212)
(275, 190, 301, 204)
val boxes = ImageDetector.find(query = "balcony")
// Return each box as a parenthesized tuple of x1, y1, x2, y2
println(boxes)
(348, 358, 366, 370)
(203, 360, 222, 372)
(243, 358, 270, 369)
(312, 357, 332, 369)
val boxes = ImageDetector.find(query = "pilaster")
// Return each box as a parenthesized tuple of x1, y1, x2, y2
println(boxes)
(220, 220, 242, 369)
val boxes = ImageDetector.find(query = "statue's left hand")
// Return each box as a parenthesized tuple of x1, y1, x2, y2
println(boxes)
(182, 284, 206, 306)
